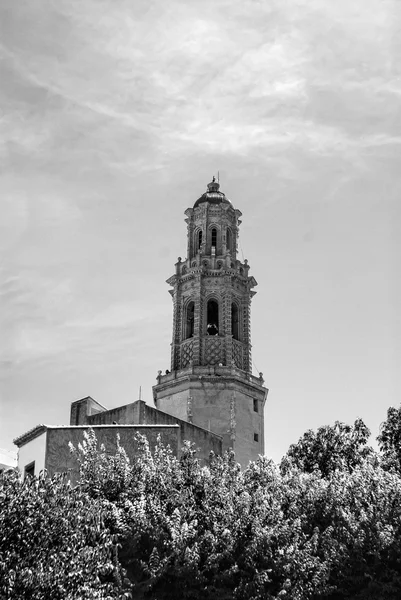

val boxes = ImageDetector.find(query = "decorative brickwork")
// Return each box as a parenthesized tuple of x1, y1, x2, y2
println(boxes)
(181, 339, 194, 368)
(187, 395, 193, 423)
(230, 392, 236, 442)
(203, 337, 225, 365)
(232, 339, 243, 370)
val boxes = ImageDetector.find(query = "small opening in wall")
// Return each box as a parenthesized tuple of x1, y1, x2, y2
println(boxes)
(211, 228, 217, 247)
(254, 433, 259, 442)
(226, 228, 232, 252)
(186, 301, 195, 339)
(207, 299, 219, 335)
(198, 230, 203, 250)
(253, 399, 258, 412)
(24, 461, 35, 479)
(231, 303, 239, 340)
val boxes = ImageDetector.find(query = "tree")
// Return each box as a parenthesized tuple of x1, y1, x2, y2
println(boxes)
(0, 469, 126, 600)
(281, 418, 373, 477)
(67, 432, 338, 599)
(6, 425, 400, 600)
(68, 428, 401, 600)
(378, 405, 401, 472)
(311, 462, 401, 599)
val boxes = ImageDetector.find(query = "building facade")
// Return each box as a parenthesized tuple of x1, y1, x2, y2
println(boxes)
(14, 178, 268, 476)
(14, 398, 223, 480)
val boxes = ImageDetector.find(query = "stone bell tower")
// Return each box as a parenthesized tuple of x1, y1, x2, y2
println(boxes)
(153, 178, 268, 466)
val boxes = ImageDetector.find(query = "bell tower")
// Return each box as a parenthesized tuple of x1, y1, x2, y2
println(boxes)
(153, 178, 268, 466)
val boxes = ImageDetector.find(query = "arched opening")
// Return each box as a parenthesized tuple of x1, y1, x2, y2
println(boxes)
(211, 228, 217, 248)
(185, 301, 195, 339)
(198, 230, 202, 250)
(226, 228, 232, 252)
(231, 303, 239, 340)
(207, 300, 219, 336)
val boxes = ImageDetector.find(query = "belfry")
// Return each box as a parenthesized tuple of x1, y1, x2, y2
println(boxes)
(153, 178, 268, 465)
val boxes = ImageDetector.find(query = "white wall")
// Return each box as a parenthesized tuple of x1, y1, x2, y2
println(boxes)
(0, 447, 17, 470)
(18, 432, 47, 478)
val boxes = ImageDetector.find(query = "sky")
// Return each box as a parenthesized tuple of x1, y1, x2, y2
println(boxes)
(0, 0, 400, 463)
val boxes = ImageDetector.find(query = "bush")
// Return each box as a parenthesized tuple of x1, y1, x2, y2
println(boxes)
(0, 469, 125, 600)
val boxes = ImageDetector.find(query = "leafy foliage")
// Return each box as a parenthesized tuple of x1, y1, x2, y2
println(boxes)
(3, 412, 401, 600)
(282, 418, 373, 477)
(378, 405, 401, 472)
(0, 469, 125, 599)
(69, 427, 401, 600)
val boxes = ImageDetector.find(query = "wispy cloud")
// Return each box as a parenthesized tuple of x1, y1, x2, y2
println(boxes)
(67, 302, 170, 330)
(1, 0, 399, 167)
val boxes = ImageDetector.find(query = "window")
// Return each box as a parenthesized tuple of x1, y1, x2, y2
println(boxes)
(207, 300, 219, 336)
(24, 461, 35, 479)
(198, 230, 203, 250)
(185, 301, 195, 339)
(211, 228, 217, 247)
(253, 399, 258, 412)
(226, 228, 232, 252)
(254, 433, 259, 442)
(231, 303, 239, 340)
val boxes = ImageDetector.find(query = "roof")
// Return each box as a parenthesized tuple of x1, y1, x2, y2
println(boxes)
(13, 424, 48, 448)
(13, 423, 180, 448)
(194, 179, 232, 209)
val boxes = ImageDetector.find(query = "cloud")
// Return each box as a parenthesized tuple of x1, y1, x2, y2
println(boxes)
(0, 264, 170, 367)
(1, 0, 399, 171)
(67, 302, 170, 330)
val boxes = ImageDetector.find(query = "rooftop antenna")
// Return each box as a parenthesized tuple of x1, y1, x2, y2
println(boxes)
(218, 170, 220, 183)
(139, 385, 142, 401)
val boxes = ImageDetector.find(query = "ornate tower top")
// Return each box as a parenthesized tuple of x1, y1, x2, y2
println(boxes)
(166, 178, 257, 371)
(193, 177, 232, 208)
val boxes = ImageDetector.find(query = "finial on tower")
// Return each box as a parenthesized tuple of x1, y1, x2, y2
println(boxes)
(193, 175, 231, 208)
(207, 177, 220, 193)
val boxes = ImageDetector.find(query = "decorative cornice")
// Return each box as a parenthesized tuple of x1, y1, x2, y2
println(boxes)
(154, 367, 267, 395)
(177, 269, 254, 282)
(13, 425, 47, 447)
